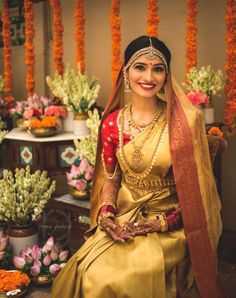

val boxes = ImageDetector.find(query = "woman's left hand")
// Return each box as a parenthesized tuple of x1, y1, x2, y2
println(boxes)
(123, 219, 162, 236)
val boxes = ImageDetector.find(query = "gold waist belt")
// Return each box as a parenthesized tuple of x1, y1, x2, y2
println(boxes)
(124, 175, 176, 194)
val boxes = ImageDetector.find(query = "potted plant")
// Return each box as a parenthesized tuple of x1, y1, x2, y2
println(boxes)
(0, 166, 56, 256)
(183, 65, 226, 123)
(46, 64, 100, 135)
(66, 160, 94, 200)
(13, 236, 69, 285)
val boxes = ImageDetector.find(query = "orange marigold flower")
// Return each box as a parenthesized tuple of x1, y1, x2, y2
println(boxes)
(208, 127, 223, 138)
(30, 118, 43, 128)
(0, 270, 30, 292)
(41, 116, 57, 127)
(2, 0, 12, 94)
(224, 0, 236, 136)
(75, 0, 85, 73)
(147, 0, 159, 37)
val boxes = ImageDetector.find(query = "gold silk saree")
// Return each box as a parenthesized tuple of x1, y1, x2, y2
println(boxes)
(51, 107, 197, 298)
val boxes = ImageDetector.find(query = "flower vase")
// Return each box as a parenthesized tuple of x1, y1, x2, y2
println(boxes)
(6, 224, 38, 257)
(32, 274, 54, 286)
(69, 187, 89, 200)
(73, 113, 90, 136)
(203, 99, 214, 124)
(63, 109, 74, 132)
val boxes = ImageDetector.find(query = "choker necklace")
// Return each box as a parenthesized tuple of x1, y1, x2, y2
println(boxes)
(128, 101, 165, 133)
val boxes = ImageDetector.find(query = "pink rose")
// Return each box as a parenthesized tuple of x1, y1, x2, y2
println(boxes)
(23, 107, 33, 119)
(75, 179, 87, 191)
(13, 256, 26, 269)
(187, 92, 209, 106)
(66, 172, 74, 181)
(59, 250, 69, 262)
(43, 254, 52, 266)
(49, 264, 61, 276)
(30, 265, 41, 277)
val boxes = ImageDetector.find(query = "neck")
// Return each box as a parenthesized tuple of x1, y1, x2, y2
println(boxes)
(131, 94, 159, 116)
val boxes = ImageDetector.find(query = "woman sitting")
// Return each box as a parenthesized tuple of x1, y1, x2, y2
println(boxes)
(51, 35, 224, 298)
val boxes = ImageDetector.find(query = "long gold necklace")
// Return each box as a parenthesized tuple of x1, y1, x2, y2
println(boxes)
(118, 101, 167, 176)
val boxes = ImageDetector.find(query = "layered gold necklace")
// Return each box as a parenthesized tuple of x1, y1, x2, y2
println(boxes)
(118, 101, 167, 174)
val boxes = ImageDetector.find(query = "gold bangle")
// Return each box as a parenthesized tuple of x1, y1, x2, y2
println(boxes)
(157, 212, 168, 232)
(97, 211, 115, 225)
(99, 200, 117, 210)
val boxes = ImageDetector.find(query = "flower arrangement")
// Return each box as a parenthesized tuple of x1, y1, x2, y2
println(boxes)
(208, 127, 223, 138)
(10, 94, 53, 120)
(44, 105, 67, 118)
(13, 236, 68, 278)
(0, 230, 11, 269)
(66, 161, 94, 192)
(186, 91, 209, 107)
(0, 166, 56, 225)
(183, 65, 226, 101)
(110, 0, 121, 85)
(46, 64, 100, 114)
(0, 270, 30, 292)
(75, 0, 85, 73)
(74, 109, 100, 166)
(147, 0, 159, 37)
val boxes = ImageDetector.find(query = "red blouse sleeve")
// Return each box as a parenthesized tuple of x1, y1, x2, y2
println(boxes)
(101, 111, 119, 172)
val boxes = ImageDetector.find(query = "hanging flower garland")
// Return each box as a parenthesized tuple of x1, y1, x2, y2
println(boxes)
(110, 0, 121, 85)
(147, 0, 159, 37)
(185, 0, 198, 75)
(2, 0, 12, 94)
(224, 0, 236, 136)
(24, 0, 35, 97)
(74, 0, 85, 73)
(50, 0, 64, 75)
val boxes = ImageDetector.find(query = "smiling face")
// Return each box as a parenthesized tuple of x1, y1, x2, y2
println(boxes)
(126, 54, 167, 100)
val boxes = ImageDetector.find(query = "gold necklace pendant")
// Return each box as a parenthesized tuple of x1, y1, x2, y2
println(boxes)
(131, 143, 144, 168)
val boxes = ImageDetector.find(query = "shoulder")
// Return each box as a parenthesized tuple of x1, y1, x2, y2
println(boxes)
(102, 109, 121, 129)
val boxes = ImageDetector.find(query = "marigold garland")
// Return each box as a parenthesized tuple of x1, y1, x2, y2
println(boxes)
(185, 0, 198, 76)
(50, 0, 64, 75)
(147, 0, 159, 37)
(110, 0, 121, 85)
(74, 0, 85, 73)
(30, 116, 57, 128)
(224, 0, 236, 136)
(24, 0, 35, 97)
(2, 0, 12, 94)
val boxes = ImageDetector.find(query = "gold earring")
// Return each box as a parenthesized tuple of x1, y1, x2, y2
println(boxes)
(123, 71, 131, 92)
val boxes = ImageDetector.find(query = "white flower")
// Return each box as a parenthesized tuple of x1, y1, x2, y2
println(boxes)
(46, 64, 100, 114)
(183, 65, 226, 98)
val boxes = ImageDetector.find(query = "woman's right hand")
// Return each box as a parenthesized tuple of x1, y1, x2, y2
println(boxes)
(100, 217, 134, 243)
